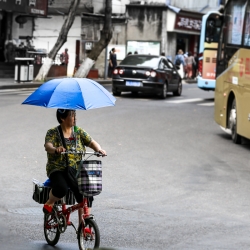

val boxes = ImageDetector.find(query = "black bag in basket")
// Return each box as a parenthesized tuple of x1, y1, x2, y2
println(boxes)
(32, 180, 76, 205)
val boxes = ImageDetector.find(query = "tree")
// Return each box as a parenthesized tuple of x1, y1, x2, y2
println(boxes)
(35, 0, 80, 81)
(74, 0, 113, 77)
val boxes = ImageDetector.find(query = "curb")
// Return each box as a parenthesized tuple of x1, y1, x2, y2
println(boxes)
(0, 79, 112, 90)
(0, 78, 195, 89)
(184, 79, 197, 84)
(0, 83, 43, 90)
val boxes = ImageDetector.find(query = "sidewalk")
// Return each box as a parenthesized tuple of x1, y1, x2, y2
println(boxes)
(0, 77, 112, 90)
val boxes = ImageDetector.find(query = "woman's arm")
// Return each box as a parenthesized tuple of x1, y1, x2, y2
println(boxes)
(88, 140, 107, 156)
(44, 142, 65, 154)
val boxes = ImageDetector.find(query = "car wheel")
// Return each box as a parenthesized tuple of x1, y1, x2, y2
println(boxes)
(159, 83, 167, 99)
(173, 81, 182, 96)
(228, 98, 241, 144)
(113, 88, 121, 96)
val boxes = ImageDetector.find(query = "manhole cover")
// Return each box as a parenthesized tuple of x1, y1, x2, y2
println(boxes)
(8, 207, 42, 215)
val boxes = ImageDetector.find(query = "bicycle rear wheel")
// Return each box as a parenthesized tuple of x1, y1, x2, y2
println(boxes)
(44, 212, 60, 246)
(77, 218, 100, 250)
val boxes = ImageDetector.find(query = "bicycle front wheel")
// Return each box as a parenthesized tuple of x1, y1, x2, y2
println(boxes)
(77, 218, 100, 250)
(44, 213, 60, 246)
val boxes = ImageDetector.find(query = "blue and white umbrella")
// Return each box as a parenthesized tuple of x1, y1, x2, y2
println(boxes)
(22, 78, 116, 110)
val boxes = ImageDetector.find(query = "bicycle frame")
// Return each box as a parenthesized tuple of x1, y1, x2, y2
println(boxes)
(45, 197, 91, 229)
(63, 197, 91, 226)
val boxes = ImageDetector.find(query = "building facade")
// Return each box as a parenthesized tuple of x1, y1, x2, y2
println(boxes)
(0, 0, 224, 77)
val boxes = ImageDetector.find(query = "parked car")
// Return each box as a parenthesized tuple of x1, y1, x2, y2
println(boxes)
(112, 55, 182, 98)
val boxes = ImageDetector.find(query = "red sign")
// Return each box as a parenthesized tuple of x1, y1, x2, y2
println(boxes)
(27, 0, 48, 16)
(175, 15, 202, 32)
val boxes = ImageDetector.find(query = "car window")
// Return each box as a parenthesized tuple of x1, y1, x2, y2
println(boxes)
(167, 60, 174, 68)
(159, 60, 165, 69)
(120, 56, 160, 68)
(163, 59, 170, 69)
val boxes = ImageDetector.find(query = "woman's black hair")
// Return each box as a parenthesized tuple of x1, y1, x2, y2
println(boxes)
(56, 109, 72, 124)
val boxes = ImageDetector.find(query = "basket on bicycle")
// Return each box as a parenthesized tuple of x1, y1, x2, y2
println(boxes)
(32, 179, 75, 205)
(77, 160, 102, 197)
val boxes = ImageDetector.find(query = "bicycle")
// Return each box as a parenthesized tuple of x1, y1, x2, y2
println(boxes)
(41, 151, 103, 250)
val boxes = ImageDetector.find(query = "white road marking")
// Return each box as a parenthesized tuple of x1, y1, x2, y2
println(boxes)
(0, 90, 34, 95)
(19, 92, 34, 96)
(198, 102, 214, 106)
(0, 88, 37, 92)
(165, 98, 203, 103)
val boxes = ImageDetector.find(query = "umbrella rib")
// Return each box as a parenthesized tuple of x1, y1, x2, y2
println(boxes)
(74, 79, 86, 110)
(46, 78, 67, 108)
(88, 79, 115, 102)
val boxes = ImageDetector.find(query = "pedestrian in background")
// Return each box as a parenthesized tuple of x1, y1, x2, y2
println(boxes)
(127, 52, 132, 56)
(108, 48, 117, 78)
(60, 48, 69, 66)
(174, 49, 185, 79)
(193, 54, 198, 79)
(134, 51, 138, 54)
(185, 52, 196, 79)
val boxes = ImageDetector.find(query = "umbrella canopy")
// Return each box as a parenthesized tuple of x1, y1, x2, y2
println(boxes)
(22, 78, 116, 110)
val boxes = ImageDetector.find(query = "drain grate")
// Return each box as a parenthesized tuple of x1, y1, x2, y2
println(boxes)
(8, 207, 42, 215)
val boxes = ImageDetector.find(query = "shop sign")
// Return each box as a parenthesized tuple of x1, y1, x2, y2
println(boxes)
(175, 15, 202, 32)
(0, 0, 47, 16)
(27, 0, 48, 16)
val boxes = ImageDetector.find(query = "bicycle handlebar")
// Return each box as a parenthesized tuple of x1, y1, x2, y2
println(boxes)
(61, 151, 105, 157)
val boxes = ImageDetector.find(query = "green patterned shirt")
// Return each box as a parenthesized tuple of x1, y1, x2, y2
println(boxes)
(45, 126, 92, 177)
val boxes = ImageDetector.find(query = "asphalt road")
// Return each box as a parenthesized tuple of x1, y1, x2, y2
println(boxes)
(1, 83, 250, 250)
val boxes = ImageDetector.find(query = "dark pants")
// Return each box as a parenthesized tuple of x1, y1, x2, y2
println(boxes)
(108, 65, 114, 77)
(50, 171, 93, 207)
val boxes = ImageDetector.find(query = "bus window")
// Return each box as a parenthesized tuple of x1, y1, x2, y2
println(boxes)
(205, 18, 222, 43)
(225, 0, 247, 45)
(244, 3, 250, 46)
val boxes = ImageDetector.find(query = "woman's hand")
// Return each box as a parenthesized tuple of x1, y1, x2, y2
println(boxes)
(55, 146, 66, 154)
(88, 140, 107, 157)
(98, 149, 107, 157)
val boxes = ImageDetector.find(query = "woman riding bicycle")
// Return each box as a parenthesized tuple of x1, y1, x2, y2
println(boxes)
(43, 109, 106, 222)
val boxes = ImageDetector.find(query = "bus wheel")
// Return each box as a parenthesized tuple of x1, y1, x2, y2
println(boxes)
(229, 99, 241, 144)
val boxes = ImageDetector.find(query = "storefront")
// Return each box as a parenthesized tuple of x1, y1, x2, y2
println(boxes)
(124, 4, 202, 63)
(0, 0, 48, 62)
(166, 10, 203, 59)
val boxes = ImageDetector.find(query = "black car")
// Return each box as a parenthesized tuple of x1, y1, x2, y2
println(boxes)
(112, 55, 182, 98)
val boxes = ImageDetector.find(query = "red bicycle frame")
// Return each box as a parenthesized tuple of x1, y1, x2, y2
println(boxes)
(60, 197, 90, 226)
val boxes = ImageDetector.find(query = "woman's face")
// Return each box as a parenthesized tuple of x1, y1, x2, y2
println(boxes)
(61, 111, 76, 127)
